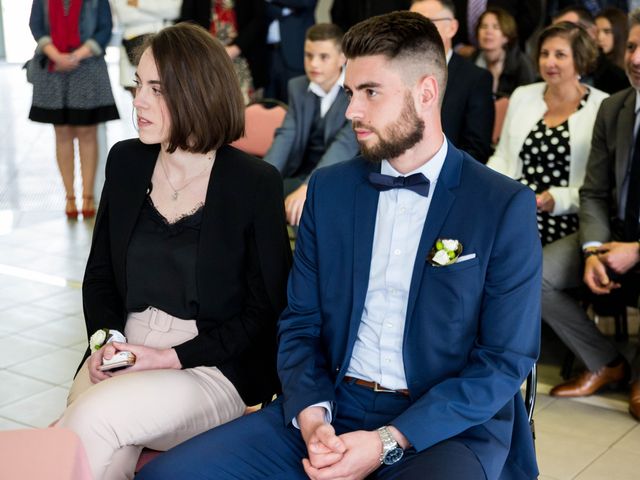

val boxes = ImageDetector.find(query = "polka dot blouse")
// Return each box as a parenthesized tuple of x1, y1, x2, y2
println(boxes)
(518, 90, 590, 246)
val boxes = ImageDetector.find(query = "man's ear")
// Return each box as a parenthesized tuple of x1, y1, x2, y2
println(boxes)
(416, 74, 439, 112)
(449, 18, 459, 39)
(339, 51, 346, 67)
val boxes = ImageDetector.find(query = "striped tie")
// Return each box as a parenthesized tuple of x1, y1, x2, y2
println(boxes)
(467, 0, 488, 46)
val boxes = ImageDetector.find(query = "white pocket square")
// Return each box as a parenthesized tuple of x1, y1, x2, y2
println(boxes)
(455, 253, 476, 263)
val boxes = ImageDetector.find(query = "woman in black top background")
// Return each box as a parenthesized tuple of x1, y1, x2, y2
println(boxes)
(55, 23, 291, 480)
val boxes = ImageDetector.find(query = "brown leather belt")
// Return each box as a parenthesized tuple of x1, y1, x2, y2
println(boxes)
(343, 376, 410, 396)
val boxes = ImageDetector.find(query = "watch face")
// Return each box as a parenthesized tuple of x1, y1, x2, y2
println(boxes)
(383, 447, 404, 465)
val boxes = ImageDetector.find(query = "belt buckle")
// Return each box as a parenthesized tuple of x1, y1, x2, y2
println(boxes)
(373, 382, 395, 393)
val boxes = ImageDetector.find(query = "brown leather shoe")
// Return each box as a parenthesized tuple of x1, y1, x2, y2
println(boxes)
(629, 381, 640, 421)
(550, 363, 628, 397)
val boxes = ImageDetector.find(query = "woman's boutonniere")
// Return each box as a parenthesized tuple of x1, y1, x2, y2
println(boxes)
(89, 328, 126, 353)
(428, 238, 463, 266)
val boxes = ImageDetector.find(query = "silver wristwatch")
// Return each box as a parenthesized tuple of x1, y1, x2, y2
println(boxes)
(377, 426, 404, 465)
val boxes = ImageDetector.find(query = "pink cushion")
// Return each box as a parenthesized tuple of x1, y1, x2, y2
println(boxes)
(0, 428, 92, 480)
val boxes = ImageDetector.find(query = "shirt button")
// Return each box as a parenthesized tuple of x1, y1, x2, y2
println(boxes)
(386, 323, 393, 328)
(394, 249, 401, 255)
(389, 288, 396, 295)
(399, 207, 406, 214)
(385, 358, 391, 363)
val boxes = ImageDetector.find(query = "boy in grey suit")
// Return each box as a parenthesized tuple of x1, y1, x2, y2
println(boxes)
(264, 23, 359, 226)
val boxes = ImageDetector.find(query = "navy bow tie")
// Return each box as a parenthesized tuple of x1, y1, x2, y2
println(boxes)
(368, 172, 430, 197)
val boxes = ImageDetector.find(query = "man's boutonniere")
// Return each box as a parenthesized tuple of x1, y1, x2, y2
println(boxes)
(428, 238, 463, 266)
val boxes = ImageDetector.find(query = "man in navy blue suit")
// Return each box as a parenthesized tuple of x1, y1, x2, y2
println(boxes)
(139, 11, 541, 480)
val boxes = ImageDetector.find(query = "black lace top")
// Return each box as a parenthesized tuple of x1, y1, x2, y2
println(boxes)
(125, 194, 204, 319)
(518, 90, 590, 245)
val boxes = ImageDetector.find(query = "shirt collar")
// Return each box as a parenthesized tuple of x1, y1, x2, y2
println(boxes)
(380, 135, 448, 189)
(635, 89, 640, 115)
(308, 69, 345, 98)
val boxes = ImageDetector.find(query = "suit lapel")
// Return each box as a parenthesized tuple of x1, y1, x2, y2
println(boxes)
(347, 163, 380, 349)
(297, 86, 317, 154)
(616, 89, 636, 195)
(324, 90, 348, 144)
(404, 142, 463, 326)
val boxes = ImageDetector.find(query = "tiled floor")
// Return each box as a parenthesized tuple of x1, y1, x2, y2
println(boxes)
(0, 60, 638, 479)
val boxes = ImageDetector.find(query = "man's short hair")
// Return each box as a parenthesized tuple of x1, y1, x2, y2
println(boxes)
(411, 0, 456, 17)
(342, 11, 447, 95)
(306, 23, 344, 47)
(554, 5, 595, 27)
(630, 8, 640, 29)
(145, 23, 245, 154)
(537, 21, 598, 76)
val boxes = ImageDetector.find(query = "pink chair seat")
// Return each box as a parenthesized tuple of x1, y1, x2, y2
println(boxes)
(0, 428, 92, 480)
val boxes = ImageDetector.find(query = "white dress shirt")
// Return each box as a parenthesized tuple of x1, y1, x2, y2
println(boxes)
(346, 139, 448, 390)
(308, 70, 345, 118)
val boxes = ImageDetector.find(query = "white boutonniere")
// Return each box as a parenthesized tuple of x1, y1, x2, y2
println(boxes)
(89, 328, 126, 353)
(428, 238, 463, 266)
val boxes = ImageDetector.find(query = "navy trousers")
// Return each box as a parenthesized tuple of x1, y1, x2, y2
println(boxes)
(136, 381, 486, 480)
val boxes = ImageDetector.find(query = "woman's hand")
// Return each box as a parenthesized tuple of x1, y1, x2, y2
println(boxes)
(70, 44, 93, 62)
(225, 45, 241, 59)
(108, 342, 182, 377)
(87, 345, 115, 384)
(536, 190, 555, 213)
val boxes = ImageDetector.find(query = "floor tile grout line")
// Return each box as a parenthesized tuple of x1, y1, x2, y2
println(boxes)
(0, 415, 35, 429)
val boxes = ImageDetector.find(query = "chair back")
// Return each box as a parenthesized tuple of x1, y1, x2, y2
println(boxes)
(231, 99, 287, 157)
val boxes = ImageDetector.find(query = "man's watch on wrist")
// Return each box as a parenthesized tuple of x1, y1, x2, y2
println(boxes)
(377, 426, 404, 465)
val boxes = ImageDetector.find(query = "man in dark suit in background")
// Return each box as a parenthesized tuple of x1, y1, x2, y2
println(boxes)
(411, 0, 494, 163)
(264, 23, 359, 226)
(542, 10, 640, 421)
(265, 0, 317, 103)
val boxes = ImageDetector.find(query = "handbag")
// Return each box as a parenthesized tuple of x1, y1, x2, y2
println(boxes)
(23, 53, 47, 84)
(122, 34, 152, 65)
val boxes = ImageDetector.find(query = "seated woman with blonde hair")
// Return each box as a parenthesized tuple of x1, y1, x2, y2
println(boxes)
(54, 23, 292, 480)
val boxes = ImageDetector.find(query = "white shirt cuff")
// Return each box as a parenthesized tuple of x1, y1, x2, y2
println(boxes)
(291, 401, 333, 429)
(582, 241, 603, 251)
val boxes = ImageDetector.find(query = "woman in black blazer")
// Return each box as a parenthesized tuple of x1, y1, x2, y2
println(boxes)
(55, 24, 291, 480)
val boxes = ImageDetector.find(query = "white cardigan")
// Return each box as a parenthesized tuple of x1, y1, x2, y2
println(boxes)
(487, 82, 608, 215)
(110, 0, 181, 87)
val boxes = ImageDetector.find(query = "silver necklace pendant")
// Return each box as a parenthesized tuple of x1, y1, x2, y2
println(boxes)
(172, 191, 179, 201)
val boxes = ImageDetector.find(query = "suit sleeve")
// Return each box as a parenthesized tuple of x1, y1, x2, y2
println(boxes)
(391, 187, 541, 451)
(277, 172, 337, 423)
(459, 68, 494, 164)
(579, 101, 613, 244)
(263, 81, 300, 173)
(82, 147, 127, 340)
(173, 166, 292, 368)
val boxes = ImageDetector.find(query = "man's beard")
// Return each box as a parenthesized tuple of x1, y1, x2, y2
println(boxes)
(353, 92, 425, 163)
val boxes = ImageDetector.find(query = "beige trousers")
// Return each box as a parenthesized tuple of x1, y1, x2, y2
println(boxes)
(57, 307, 246, 480)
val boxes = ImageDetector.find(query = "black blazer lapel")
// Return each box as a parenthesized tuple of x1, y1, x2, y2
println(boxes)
(110, 141, 159, 294)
